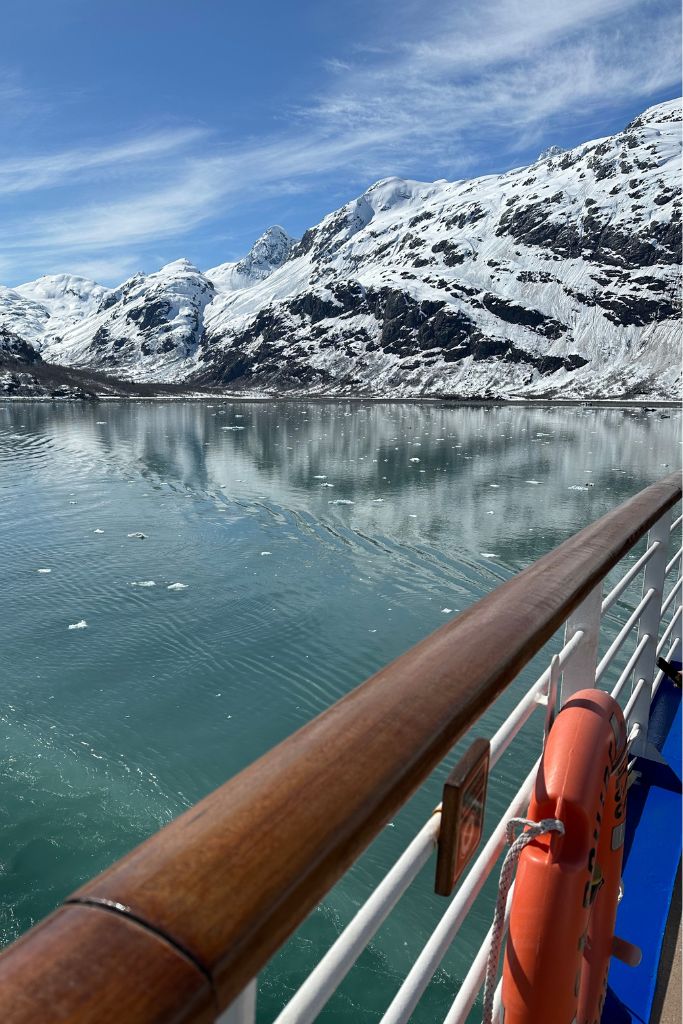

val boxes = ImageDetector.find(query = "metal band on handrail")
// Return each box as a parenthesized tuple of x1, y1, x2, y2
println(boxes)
(0, 472, 680, 1023)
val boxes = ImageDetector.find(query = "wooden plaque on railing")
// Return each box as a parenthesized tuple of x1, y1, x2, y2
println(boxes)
(435, 737, 490, 896)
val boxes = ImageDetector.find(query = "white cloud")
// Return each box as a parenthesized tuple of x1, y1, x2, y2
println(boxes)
(0, 0, 680, 281)
(0, 127, 209, 195)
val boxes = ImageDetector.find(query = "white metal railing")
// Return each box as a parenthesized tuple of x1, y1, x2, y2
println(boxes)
(222, 498, 682, 1024)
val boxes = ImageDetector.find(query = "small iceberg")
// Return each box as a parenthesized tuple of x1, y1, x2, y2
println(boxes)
(329, 499, 354, 505)
(131, 581, 156, 588)
(127, 532, 147, 539)
(167, 582, 188, 591)
(37, 568, 52, 574)
(93, 529, 105, 534)
(260, 551, 271, 556)
(409, 457, 420, 463)
(481, 553, 498, 558)
(68, 620, 88, 630)
(441, 607, 453, 614)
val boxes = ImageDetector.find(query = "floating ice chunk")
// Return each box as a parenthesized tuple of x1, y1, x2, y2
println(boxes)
(489, 484, 500, 488)
(441, 608, 453, 614)
(329, 499, 354, 505)
(127, 532, 147, 539)
(69, 500, 77, 505)
(37, 568, 51, 574)
(93, 529, 105, 534)
(167, 583, 188, 591)
(373, 498, 384, 503)
(321, 482, 334, 487)
(260, 551, 271, 556)
(567, 485, 588, 491)
(409, 457, 420, 463)
(68, 620, 88, 630)
(313, 475, 327, 479)
(131, 581, 156, 587)
(481, 553, 498, 558)
(96, 421, 107, 425)
(525, 480, 540, 485)
(409, 514, 417, 518)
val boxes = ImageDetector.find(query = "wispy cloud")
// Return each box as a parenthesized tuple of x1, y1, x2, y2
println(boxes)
(1, 0, 680, 283)
(0, 127, 209, 195)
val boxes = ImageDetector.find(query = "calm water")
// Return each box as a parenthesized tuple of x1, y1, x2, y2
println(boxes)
(1, 400, 680, 1021)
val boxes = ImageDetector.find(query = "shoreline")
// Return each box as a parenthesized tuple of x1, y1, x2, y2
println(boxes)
(2, 393, 680, 409)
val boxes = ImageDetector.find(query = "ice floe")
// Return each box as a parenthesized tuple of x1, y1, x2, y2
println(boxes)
(127, 532, 147, 539)
(131, 581, 156, 587)
(167, 582, 188, 590)
(93, 529, 104, 534)
(68, 620, 88, 630)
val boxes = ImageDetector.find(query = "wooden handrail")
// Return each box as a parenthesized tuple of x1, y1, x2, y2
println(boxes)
(1, 472, 680, 1022)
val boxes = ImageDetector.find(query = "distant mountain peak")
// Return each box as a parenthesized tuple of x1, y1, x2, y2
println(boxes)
(537, 144, 567, 161)
(235, 225, 297, 278)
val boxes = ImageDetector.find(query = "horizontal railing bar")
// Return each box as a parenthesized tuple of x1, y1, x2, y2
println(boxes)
(595, 589, 655, 682)
(671, 514, 682, 534)
(601, 541, 659, 614)
(275, 635, 584, 1024)
(379, 761, 539, 1024)
(610, 634, 650, 704)
(661, 578, 682, 618)
(665, 546, 682, 576)
(653, 638, 681, 698)
(656, 606, 682, 657)
(0, 475, 679, 1023)
(624, 678, 647, 724)
(443, 886, 515, 1024)
(489, 630, 584, 765)
(273, 815, 440, 1024)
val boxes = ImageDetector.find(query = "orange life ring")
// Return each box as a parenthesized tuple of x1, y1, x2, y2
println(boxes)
(501, 688, 627, 1024)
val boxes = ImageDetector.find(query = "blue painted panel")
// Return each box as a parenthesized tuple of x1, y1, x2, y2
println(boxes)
(604, 679, 682, 1023)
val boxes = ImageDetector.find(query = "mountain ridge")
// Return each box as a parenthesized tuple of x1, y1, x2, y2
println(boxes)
(2, 98, 681, 400)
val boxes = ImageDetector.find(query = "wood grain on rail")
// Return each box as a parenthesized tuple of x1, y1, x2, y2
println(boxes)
(0, 905, 215, 1023)
(0, 472, 680, 1021)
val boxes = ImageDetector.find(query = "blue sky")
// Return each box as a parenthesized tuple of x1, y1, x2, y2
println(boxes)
(0, 0, 680, 286)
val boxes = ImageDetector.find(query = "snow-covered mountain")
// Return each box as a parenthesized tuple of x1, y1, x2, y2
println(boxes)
(2, 98, 681, 399)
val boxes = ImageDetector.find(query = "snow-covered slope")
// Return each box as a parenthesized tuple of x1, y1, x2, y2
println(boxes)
(43, 259, 214, 378)
(3, 98, 681, 398)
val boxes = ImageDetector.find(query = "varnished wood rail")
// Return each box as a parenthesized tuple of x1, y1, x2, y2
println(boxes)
(0, 472, 680, 1023)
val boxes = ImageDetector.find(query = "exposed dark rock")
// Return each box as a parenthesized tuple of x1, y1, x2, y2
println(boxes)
(480, 294, 566, 338)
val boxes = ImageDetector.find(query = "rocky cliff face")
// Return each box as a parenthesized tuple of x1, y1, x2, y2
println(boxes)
(2, 98, 681, 399)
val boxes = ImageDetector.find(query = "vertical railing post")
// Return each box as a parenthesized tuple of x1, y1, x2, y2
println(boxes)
(630, 510, 672, 758)
(561, 583, 603, 703)
(216, 979, 257, 1024)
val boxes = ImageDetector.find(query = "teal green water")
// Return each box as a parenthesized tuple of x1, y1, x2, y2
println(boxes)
(0, 400, 680, 1021)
